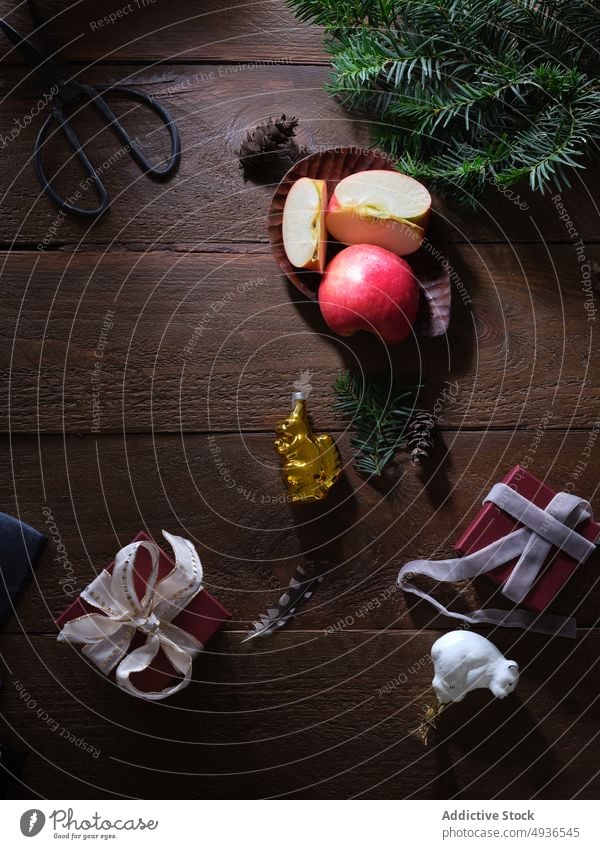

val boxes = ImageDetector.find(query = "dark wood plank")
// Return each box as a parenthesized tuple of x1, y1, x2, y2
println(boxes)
(1, 245, 598, 433)
(1, 430, 599, 635)
(0, 0, 328, 64)
(1, 630, 599, 798)
(0, 63, 367, 245)
(1, 64, 599, 246)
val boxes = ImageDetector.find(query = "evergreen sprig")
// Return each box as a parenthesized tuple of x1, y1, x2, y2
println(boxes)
(333, 370, 422, 476)
(288, 0, 600, 203)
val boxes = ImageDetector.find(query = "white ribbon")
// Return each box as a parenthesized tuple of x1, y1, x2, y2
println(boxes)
(57, 531, 205, 700)
(398, 483, 598, 638)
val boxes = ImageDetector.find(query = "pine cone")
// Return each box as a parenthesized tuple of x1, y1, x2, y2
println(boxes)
(238, 115, 301, 182)
(406, 411, 436, 466)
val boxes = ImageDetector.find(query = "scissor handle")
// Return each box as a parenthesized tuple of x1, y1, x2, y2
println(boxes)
(33, 84, 181, 217)
(91, 84, 181, 179)
(34, 108, 110, 218)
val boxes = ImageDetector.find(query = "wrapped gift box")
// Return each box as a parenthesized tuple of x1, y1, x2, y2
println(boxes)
(455, 465, 600, 612)
(55, 531, 230, 695)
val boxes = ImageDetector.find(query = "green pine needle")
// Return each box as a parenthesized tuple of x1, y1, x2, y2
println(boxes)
(333, 370, 422, 477)
(287, 0, 600, 203)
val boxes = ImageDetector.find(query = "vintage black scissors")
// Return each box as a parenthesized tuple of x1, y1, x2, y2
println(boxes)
(0, 0, 181, 217)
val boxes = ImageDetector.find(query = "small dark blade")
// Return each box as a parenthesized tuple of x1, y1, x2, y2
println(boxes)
(0, 18, 69, 89)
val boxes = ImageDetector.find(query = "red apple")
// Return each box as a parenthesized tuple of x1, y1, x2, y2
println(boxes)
(318, 244, 420, 345)
(326, 170, 431, 256)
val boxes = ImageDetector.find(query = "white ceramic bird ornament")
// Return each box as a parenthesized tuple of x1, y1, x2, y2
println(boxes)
(414, 630, 519, 745)
(431, 630, 519, 703)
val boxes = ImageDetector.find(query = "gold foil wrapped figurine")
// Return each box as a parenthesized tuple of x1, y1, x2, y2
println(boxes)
(274, 391, 341, 502)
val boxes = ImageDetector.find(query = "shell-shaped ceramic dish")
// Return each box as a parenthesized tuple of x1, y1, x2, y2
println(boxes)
(268, 146, 451, 337)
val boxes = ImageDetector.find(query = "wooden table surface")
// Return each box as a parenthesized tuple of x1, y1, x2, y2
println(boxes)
(1, 0, 599, 800)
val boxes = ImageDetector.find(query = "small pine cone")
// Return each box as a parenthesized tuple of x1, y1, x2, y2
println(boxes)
(406, 411, 436, 466)
(238, 115, 300, 182)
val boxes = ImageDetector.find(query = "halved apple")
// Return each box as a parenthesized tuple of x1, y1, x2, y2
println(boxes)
(326, 170, 431, 256)
(282, 177, 328, 272)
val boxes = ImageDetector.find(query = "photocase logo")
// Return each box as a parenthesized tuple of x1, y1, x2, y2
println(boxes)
(20, 810, 46, 837)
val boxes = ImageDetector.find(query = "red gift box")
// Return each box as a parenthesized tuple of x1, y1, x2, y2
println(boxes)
(455, 465, 600, 612)
(55, 531, 231, 694)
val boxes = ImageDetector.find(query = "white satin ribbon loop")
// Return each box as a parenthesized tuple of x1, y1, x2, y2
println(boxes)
(398, 484, 598, 638)
(57, 531, 205, 700)
(485, 484, 595, 605)
(486, 484, 594, 561)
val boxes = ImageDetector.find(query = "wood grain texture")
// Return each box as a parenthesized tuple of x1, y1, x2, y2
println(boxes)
(0, 0, 328, 64)
(1, 245, 598, 433)
(1, 630, 599, 799)
(0, 64, 599, 247)
(1, 430, 599, 636)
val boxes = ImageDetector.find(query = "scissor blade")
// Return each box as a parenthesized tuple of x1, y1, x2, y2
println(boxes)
(0, 18, 68, 89)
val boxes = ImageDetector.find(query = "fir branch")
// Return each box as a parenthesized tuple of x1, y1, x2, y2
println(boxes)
(333, 370, 422, 476)
(331, 29, 451, 92)
(288, 0, 600, 202)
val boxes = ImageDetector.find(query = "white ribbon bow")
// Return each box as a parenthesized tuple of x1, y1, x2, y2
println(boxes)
(57, 531, 205, 700)
(398, 483, 599, 638)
